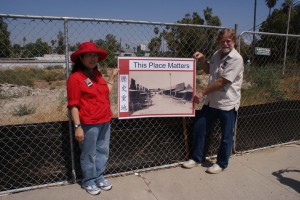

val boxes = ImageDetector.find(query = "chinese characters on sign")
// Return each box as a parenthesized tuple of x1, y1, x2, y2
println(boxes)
(118, 57, 196, 119)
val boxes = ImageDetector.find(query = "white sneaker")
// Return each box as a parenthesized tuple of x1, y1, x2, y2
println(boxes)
(97, 179, 112, 191)
(84, 185, 101, 195)
(182, 159, 200, 169)
(206, 163, 224, 174)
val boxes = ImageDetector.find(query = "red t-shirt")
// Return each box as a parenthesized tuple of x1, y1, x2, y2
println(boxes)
(67, 70, 112, 124)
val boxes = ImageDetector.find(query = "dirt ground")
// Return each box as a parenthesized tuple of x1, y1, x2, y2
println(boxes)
(0, 82, 68, 126)
(1, 74, 299, 126)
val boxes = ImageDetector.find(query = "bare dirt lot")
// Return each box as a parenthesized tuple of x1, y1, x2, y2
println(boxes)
(0, 82, 68, 126)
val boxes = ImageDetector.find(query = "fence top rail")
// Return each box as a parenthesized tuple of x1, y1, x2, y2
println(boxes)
(0, 13, 226, 29)
(239, 30, 300, 38)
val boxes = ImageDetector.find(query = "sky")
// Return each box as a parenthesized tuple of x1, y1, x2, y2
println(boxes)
(0, 0, 286, 33)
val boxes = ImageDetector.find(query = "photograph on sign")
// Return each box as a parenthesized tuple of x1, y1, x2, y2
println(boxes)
(118, 57, 196, 119)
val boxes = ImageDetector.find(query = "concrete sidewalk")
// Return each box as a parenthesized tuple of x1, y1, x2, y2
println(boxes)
(1, 144, 300, 200)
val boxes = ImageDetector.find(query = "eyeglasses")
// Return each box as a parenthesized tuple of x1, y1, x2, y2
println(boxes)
(219, 39, 233, 44)
(83, 53, 99, 58)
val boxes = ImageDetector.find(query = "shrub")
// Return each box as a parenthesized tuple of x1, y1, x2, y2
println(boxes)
(12, 104, 36, 116)
(0, 68, 66, 86)
(289, 81, 300, 94)
(270, 88, 289, 101)
(246, 67, 281, 89)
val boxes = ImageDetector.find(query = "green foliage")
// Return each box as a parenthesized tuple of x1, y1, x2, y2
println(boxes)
(148, 37, 162, 57)
(260, 3, 300, 34)
(41, 70, 64, 85)
(270, 88, 289, 100)
(0, 68, 65, 86)
(289, 81, 300, 94)
(160, 12, 220, 59)
(0, 18, 12, 57)
(56, 31, 65, 54)
(196, 78, 202, 85)
(246, 67, 281, 89)
(0, 69, 34, 86)
(12, 104, 36, 116)
(100, 67, 107, 76)
(22, 38, 49, 58)
(95, 34, 120, 67)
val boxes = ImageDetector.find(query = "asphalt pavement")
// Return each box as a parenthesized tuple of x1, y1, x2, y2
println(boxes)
(1, 143, 299, 200)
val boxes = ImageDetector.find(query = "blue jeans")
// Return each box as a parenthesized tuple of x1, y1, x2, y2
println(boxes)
(191, 105, 237, 169)
(79, 122, 111, 187)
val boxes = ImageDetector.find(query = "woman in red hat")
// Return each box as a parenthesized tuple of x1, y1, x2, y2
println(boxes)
(67, 42, 118, 195)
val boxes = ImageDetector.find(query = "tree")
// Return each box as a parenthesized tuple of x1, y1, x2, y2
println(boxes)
(161, 12, 220, 58)
(12, 44, 22, 57)
(207, 16, 221, 26)
(22, 38, 49, 58)
(50, 40, 56, 54)
(56, 31, 65, 54)
(22, 37, 27, 47)
(192, 12, 204, 24)
(148, 37, 161, 57)
(0, 18, 12, 58)
(260, 1, 299, 34)
(265, 0, 278, 17)
(203, 7, 212, 22)
(256, 2, 300, 66)
(282, 0, 293, 13)
(94, 34, 121, 67)
(154, 27, 159, 35)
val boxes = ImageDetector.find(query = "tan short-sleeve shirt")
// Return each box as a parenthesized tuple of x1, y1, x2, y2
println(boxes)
(203, 48, 244, 111)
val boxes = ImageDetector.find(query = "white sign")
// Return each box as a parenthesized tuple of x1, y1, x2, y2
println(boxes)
(118, 57, 196, 119)
(255, 47, 271, 56)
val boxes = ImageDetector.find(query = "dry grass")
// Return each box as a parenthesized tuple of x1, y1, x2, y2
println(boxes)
(1, 70, 299, 126)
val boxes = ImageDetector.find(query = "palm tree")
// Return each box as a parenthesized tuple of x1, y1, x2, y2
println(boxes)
(154, 27, 159, 35)
(203, 7, 212, 23)
(282, 0, 293, 14)
(265, 0, 278, 17)
(22, 37, 26, 47)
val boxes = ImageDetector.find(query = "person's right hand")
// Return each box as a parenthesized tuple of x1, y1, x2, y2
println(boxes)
(194, 52, 205, 60)
(193, 95, 200, 104)
(75, 127, 84, 144)
(193, 92, 204, 104)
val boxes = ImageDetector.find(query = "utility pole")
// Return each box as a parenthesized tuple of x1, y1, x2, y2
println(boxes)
(283, 3, 292, 75)
(253, 0, 257, 44)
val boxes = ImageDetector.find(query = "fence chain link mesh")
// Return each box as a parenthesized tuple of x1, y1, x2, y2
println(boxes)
(0, 15, 299, 194)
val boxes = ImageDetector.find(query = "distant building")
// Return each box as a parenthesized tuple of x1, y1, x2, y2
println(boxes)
(0, 53, 69, 69)
(115, 52, 136, 57)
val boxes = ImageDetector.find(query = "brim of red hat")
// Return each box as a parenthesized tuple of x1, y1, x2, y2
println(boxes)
(70, 48, 108, 63)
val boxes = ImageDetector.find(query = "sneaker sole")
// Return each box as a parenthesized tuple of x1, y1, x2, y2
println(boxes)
(182, 163, 201, 169)
(182, 164, 196, 169)
(100, 185, 112, 191)
(206, 169, 224, 174)
(86, 189, 101, 195)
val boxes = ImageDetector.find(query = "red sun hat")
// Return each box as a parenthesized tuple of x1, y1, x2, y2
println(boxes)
(70, 42, 108, 63)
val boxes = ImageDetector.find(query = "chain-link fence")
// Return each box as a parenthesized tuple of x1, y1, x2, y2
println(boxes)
(0, 14, 299, 194)
(236, 31, 300, 151)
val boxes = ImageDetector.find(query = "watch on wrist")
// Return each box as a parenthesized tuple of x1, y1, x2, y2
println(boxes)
(74, 124, 81, 129)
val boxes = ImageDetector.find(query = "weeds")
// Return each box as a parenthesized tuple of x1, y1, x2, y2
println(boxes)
(289, 81, 300, 94)
(12, 104, 36, 116)
(0, 67, 65, 87)
(57, 91, 67, 111)
(246, 67, 281, 89)
(270, 88, 289, 101)
(196, 78, 202, 85)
